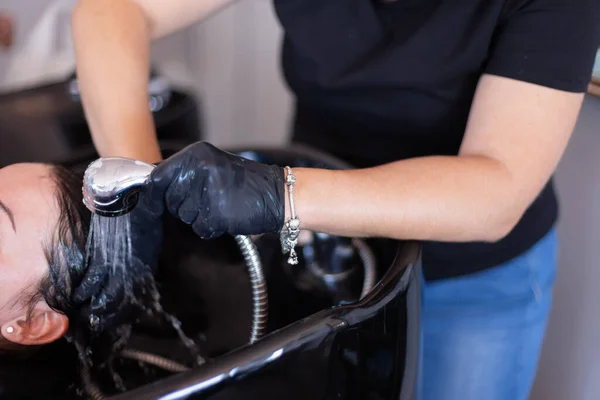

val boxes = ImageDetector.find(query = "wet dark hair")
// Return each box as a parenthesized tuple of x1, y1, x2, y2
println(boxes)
(0, 164, 156, 399)
(44, 164, 93, 338)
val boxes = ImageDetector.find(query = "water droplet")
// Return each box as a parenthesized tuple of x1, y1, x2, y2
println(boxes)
(89, 314, 100, 327)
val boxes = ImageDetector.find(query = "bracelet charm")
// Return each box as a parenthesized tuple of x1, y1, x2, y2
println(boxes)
(280, 166, 300, 265)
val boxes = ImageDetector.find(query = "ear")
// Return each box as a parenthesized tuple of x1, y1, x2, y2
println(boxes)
(1, 303, 69, 346)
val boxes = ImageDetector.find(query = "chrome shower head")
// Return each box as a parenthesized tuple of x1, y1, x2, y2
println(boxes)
(82, 157, 156, 217)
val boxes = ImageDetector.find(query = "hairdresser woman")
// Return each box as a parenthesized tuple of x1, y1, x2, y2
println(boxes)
(71, 0, 600, 398)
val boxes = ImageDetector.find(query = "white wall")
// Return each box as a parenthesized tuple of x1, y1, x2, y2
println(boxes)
(0, 0, 73, 91)
(190, 0, 292, 147)
(531, 95, 600, 400)
(0, 0, 196, 92)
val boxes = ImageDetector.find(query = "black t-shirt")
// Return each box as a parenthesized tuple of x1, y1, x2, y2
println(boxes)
(272, 0, 600, 281)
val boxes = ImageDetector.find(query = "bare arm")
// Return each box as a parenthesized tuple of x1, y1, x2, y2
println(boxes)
(71, 0, 236, 162)
(290, 75, 583, 242)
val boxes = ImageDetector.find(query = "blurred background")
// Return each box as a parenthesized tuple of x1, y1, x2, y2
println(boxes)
(0, 1, 599, 399)
(0, 0, 292, 150)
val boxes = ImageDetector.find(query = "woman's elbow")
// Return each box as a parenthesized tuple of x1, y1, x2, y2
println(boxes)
(478, 205, 523, 243)
(72, 0, 151, 35)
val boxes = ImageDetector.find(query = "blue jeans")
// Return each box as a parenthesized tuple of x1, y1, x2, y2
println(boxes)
(419, 228, 558, 400)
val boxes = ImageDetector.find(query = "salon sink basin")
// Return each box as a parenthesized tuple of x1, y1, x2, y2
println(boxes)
(101, 144, 422, 400)
(111, 240, 421, 400)
(1, 143, 422, 400)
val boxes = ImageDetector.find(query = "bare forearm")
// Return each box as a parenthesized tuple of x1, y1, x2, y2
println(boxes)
(284, 77, 580, 243)
(72, 0, 160, 162)
(292, 155, 523, 242)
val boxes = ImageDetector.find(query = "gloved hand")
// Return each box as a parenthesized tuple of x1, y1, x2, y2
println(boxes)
(144, 141, 286, 239)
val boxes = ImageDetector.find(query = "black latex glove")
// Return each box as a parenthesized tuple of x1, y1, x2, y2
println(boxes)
(144, 141, 286, 239)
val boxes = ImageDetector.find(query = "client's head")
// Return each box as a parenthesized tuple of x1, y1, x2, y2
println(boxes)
(0, 163, 77, 348)
(0, 161, 158, 397)
(0, 161, 154, 348)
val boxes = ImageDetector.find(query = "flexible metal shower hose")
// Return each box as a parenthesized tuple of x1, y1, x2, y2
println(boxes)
(120, 349, 190, 372)
(234, 235, 269, 344)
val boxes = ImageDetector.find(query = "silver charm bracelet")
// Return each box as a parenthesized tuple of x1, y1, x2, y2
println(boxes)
(280, 166, 300, 265)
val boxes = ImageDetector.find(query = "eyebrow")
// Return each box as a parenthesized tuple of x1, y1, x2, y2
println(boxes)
(0, 198, 16, 232)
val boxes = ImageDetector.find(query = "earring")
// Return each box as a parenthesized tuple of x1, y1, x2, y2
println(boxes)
(5, 326, 14, 334)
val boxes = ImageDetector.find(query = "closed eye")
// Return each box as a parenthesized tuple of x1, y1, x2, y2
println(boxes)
(0, 198, 16, 232)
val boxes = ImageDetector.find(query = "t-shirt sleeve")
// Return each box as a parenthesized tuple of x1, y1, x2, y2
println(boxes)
(484, 0, 600, 92)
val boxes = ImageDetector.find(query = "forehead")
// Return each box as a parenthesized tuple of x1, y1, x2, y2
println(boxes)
(0, 163, 54, 196)
(0, 163, 58, 229)
(0, 163, 52, 185)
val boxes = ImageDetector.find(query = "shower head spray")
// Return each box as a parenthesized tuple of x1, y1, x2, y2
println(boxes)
(82, 157, 156, 217)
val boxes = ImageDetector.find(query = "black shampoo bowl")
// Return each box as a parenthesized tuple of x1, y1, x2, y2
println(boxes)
(112, 243, 421, 400)
(103, 145, 423, 400)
